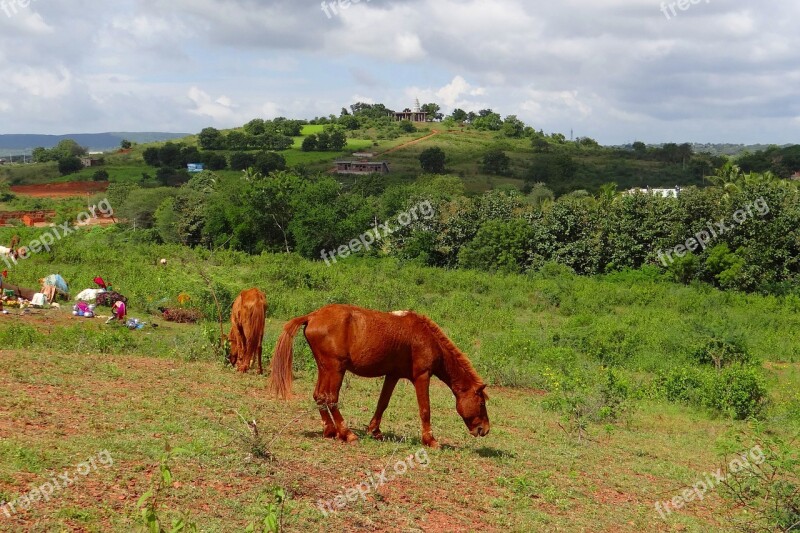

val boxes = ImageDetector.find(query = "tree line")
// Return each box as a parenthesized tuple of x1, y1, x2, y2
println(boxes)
(109, 164, 800, 295)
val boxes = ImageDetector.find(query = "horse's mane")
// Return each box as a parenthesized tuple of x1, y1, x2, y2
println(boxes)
(411, 312, 483, 388)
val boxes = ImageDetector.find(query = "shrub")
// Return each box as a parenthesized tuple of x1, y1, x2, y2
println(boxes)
(660, 366, 703, 402)
(706, 365, 769, 420)
(693, 336, 754, 369)
(656, 365, 768, 420)
(58, 156, 84, 176)
(718, 423, 800, 531)
(92, 170, 110, 182)
(482, 148, 511, 176)
(419, 147, 446, 174)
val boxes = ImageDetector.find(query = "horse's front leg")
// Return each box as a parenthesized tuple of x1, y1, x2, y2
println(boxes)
(413, 374, 439, 448)
(368, 376, 399, 440)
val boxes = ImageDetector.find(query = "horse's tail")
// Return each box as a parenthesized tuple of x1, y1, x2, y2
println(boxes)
(270, 313, 311, 399)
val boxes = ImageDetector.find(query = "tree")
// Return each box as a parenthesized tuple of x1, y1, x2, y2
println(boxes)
(338, 114, 360, 130)
(225, 131, 252, 151)
(54, 139, 87, 158)
(254, 152, 287, 176)
(158, 142, 186, 168)
(632, 141, 647, 154)
(200, 152, 228, 171)
(143, 147, 161, 167)
(301, 135, 318, 152)
(31, 147, 50, 163)
(482, 148, 511, 175)
(458, 219, 534, 273)
(198, 127, 225, 150)
(575, 136, 600, 149)
(316, 131, 331, 151)
(156, 167, 191, 187)
(450, 109, 468, 123)
(532, 137, 550, 153)
(526, 153, 577, 183)
(120, 139, 133, 150)
(229, 152, 256, 171)
(419, 147, 446, 174)
(421, 103, 443, 121)
(501, 115, 525, 138)
(58, 156, 83, 176)
(328, 129, 347, 151)
(473, 111, 503, 131)
(243, 119, 266, 136)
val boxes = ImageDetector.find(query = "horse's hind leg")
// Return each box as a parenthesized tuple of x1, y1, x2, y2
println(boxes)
(315, 368, 357, 443)
(368, 376, 399, 440)
(314, 369, 337, 439)
(256, 332, 264, 375)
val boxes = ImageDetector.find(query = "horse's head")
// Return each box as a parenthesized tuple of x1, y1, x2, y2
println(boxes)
(456, 384, 490, 438)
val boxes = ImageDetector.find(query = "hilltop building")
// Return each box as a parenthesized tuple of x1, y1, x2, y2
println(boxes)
(391, 99, 427, 122)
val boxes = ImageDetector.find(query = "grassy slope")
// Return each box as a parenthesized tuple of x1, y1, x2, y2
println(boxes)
(1, 125, 702, 195)
(0, 348, 747, 532)
(0, 233, 798, 530)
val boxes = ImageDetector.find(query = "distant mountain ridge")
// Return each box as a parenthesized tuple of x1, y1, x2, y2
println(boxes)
(0, 132, 191, 154)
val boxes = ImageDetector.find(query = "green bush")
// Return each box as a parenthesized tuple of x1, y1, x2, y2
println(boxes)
(692, 336, 754, 369)
(656, 364, 768, 420)
(706, 365, 769, 420)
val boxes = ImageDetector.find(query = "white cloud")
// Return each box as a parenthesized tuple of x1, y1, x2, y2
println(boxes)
(187, 87, 238, 123)
(0, 0, 798, 143)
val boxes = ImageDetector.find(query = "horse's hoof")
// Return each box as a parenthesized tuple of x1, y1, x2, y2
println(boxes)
(342, 432, 359, 444)
(371, 431, 384, 441)
(323, 428, 337, 439)
(423, 438, 440, 449)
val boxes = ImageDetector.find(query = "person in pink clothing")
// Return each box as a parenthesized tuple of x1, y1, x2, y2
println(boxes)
(111, 300, 126, 321)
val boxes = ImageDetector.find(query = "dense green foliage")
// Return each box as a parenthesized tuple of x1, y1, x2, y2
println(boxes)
(104, 166, 800, 295)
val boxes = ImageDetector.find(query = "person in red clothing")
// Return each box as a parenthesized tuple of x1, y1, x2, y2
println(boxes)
(111, 300, 126, 321)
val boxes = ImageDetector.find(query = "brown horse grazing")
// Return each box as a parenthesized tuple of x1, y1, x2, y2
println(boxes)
(270, 304, 490, 448)
(227, 288, 267, 374)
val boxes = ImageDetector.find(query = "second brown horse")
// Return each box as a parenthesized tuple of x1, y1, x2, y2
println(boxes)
(270, 304, 490, 448)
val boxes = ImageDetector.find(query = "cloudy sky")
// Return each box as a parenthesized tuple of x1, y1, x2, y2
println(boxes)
(0, 0, 797, 144)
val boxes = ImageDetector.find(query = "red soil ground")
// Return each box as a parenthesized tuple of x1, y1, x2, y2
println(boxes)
(10, 181, 110, 199)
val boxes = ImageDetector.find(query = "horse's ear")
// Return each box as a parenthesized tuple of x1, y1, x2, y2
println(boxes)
(477, 384, 488, 400)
